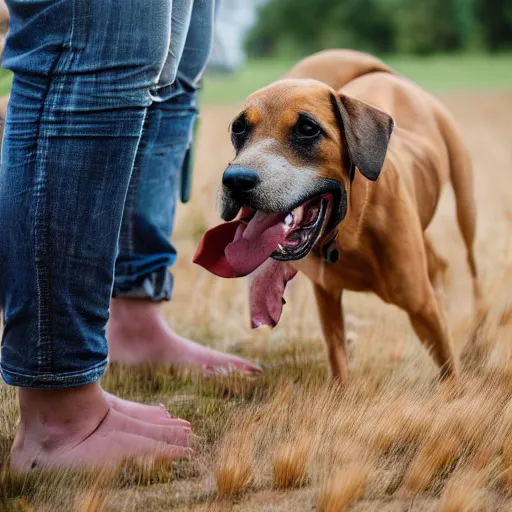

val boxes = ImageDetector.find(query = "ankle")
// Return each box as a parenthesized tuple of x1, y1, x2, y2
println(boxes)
(108, 298, 169, 345)
(17, 382, 109, 449)
(110, 297, 161, 322)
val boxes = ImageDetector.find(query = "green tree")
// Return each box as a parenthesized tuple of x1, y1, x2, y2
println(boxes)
(476, 0, 512, 50)
(246, 0, 394, 58)
(246, 0, 483, 57)
(390, 0, 476, 54)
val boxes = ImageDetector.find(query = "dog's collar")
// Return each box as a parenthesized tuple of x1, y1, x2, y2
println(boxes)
(313, 230, 339, 264)
(349, 161, 356, 183)
(314, 162, 354, 265)
(319, 165, 353, 264)
(322, 237, 339, 264)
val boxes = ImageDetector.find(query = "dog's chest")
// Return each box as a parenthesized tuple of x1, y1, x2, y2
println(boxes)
(295, 243, 380, 294)
(333, 247, 379, 292)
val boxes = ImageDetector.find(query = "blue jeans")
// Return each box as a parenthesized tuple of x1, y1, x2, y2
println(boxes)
(0, 0, 215, 388)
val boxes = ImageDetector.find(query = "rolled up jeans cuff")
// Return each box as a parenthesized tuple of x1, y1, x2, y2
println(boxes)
(112, 267, 173, 301)
(0, 359, 107, 389)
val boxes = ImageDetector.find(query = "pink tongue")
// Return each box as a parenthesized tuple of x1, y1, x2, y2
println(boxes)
(193, 211, 287, 278)
(249, 260, 297, 328)
(225, 211, 286, 276)
(193, 221, 240, 278)
(193, 212, 297, 328)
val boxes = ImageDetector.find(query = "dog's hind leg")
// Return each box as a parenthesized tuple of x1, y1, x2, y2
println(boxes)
(385, 230, 458, 379)
(313, 284, 348, 383)
(405, 286, 458, 380)
(424, 235, 449, 294)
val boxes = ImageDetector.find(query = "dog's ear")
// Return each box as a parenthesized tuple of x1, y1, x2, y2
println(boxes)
(332, 93, 394, 181)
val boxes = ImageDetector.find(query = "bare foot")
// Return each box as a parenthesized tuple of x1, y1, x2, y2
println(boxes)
(104, 391, 190, 426)
(107, 298, 261, 375)
(11, 382, 193, 473)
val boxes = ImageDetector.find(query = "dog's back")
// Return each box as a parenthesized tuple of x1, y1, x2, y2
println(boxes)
(284, 49, 393, 92)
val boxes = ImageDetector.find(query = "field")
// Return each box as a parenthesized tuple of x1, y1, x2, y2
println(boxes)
(1, 55, 512, 511)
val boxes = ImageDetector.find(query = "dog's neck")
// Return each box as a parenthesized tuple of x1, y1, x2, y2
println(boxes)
(316, 167, 376, 264)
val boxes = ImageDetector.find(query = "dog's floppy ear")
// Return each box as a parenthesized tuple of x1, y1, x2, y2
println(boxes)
(333, 93, 394, 181)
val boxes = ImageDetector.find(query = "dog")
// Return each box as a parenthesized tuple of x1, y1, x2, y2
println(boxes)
(194, 49, 482, 383)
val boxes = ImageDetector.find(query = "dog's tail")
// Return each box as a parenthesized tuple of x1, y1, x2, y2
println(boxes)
(439, 111, 477, 277)
(284, 49, 393, 90)
(438, 108, 483, 313)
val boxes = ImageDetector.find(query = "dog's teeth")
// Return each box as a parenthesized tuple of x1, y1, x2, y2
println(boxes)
(285, 213, 293, 225)
(277, 243, 284, 251)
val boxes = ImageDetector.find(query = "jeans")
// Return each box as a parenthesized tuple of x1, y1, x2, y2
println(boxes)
(0, 0, 215, 388)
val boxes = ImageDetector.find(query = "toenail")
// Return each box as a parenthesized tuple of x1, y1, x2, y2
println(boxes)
(159, 403, 172, 417)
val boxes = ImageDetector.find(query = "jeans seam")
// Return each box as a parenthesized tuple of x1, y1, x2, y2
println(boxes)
(68, 0, 90, 50)
(33, 0, 86, 373)
(121, 109, 162, 255)
(69, 0, 76, 49)
(33, 48, 78, 374)
(120, 141, 139, 256)
(118, 106, 151, 283)
(123, 147, 141, 256)
(151, 10, 172, 93)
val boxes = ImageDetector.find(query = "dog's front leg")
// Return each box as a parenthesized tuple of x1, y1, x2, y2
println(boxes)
(313, 284, 348, 383)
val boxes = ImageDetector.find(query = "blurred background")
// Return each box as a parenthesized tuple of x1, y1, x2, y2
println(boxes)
(204, 0, 512, 102)
(0, 0, 510, 100)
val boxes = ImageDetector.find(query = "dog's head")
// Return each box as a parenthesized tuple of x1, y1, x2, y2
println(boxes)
(195, 78, 394, 277)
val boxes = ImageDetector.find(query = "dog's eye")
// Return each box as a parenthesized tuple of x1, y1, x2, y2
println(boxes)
(231, 117, 247, 135)
(296, 118, 321, 138)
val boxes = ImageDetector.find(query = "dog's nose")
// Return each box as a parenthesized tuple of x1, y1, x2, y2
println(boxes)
(222, 166, 260, 192)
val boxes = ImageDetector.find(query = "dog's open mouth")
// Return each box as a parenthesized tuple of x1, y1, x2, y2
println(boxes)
(193, 192, 336, 329)
(193, 194, 331, 279)
(245, 194, 329, 262)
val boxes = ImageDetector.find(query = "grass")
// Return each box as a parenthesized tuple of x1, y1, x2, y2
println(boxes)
(202, 53, 512, 103)
(0, 67, 11, 96)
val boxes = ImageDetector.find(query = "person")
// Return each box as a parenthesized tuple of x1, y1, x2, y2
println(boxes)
(0, 0, 259, 472)
(0, 0, 8, 25)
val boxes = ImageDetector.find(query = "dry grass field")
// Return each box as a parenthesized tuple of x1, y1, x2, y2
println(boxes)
(1, 87, 512, 511)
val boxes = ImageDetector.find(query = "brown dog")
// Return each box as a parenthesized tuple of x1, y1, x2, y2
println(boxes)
(194, 49, 482, 382)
